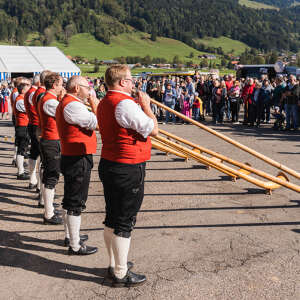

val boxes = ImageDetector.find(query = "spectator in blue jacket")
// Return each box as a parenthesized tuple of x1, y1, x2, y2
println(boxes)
(259, 79, 273, 124)
(163, 82, 177, 124)
(273, 76, 286, 111)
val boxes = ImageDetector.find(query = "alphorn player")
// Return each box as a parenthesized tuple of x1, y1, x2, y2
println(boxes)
(24, 75, 40, 190)
(97, 65, 158, 287)
(38, 72, 64, 225)
(32, 70, 52, 205)
(14, 81, 31, 179)
(11, 77, 28, 167)
(56, 75, 98, 255)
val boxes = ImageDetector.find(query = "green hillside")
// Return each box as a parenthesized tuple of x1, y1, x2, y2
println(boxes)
(238, 0, 279, 10)
(51, 32, 209, 63)
(194, 36, 249, 55)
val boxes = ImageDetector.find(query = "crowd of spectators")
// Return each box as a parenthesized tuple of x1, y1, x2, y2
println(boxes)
(134, 72, 300, 131)
(1, 70, 300, 131)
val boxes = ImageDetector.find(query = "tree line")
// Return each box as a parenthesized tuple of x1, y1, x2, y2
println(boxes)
(0, 0, 299, 52)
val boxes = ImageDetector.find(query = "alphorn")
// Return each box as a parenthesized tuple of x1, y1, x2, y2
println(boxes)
(150, 98, 300, 180)
(151, 134, 300, 194)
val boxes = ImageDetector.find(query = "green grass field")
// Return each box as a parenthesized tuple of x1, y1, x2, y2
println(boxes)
(194, 36, 249, 55)
(79, 63, 233, 78)
(51, 32, 210, 63)
(238, 0, 279, 10)
(80, 64, 186, 77)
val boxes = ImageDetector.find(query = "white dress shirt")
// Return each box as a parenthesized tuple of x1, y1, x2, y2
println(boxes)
(12, 91, 19, 104)
(43, 92, 59, 117)
(63, 94, 98, 131)
(15, 98, 26, 113)
(28, 86, 38, 106)
(110, 90, 154, 139)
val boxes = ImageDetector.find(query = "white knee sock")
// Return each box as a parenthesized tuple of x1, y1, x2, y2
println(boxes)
(103, 226, 115, 268)
(63, 210, 70, 239)
(39, 183, 45, 205)
(67, 214, 81, 251)
(16, 155, 24, 175)
(13, 146, 17, 160)
(37, 161, 42, 191)
(29, 158, 38, 185)
(43, 187, 54, 219)
(112, 234, 131, 279)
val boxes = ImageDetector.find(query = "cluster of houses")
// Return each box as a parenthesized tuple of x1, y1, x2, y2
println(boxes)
(68, 52, 299, 72)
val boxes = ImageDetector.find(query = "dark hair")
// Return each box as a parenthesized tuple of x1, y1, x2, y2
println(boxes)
(17, 83, 28, 94)
(44, 73, 61, 90)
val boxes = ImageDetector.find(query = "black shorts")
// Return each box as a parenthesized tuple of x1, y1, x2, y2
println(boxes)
(98, 158, 146, 238)
(28, 124, 40, 160)
(15, 126, 29, 156)
(39, 139, 60, 189)
(61, 154, 93, 215)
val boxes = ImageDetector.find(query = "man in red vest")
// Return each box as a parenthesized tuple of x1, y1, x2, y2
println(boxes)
(14, 81, 31, 179)
(97, 65, 158, 287)
(38, 72, 64, 225)
(11, 77, 28, 166)
(56, 75, 98, 255)
(24, 74, 40, 190)
(32, 70, 51, 205)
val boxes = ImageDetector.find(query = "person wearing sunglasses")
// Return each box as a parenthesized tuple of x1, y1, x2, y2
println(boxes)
(56, 75, 99, 255)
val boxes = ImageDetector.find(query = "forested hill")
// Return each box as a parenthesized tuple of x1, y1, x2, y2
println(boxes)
(248, 0, 300, 8)
(0, 0, 299, 52)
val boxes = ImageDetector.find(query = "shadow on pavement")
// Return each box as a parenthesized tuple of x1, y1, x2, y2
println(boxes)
(0, 230, 107, 284)
(17, 219, 300, 234)
(0, 182, 33, 192)
(1, 195, 39, 208)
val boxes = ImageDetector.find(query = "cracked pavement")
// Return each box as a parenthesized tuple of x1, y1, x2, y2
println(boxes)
(0, 119, 300, 300)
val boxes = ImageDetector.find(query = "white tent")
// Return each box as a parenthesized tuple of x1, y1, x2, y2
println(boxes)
(0, 45, 80, 81)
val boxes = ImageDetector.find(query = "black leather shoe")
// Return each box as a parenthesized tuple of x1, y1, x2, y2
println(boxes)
(54, 209, 62, 215)
(38, 203, 59, 209)
(64, 234, 89, 247)
(36, 188, 40, 193)
(17, 173, 30, 180)
(107, 261, 134, 279)
(12, 159, 17, 167)
(68, 244, 98, 255)
(28, 183, 38, 189)
(112, 270, 146, 287)
(43, 214, 63, 225)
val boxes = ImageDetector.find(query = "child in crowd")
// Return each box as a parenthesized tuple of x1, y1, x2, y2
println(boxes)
(181, 88, 191, 123)
(192, 92, 204, 121)
(228, 80, 241, 124)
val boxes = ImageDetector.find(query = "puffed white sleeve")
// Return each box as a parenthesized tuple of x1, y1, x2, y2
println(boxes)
(15, 99, 26, 113)
(115, 99, 154, 138)
(43, 99, 59, 117)
(29, 92, 35, 105)
(63, 101, 98, 130)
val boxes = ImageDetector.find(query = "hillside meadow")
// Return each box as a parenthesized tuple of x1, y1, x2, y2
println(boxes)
(238, 0, 279, 10)
(51, 32, 214, 63)
(194, 36, 249, 55)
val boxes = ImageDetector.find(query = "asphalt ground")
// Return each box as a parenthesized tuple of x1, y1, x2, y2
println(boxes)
(0, 117, 299, 300)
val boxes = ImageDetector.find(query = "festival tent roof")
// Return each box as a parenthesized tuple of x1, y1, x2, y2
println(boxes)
(0, 45, 80, 80)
